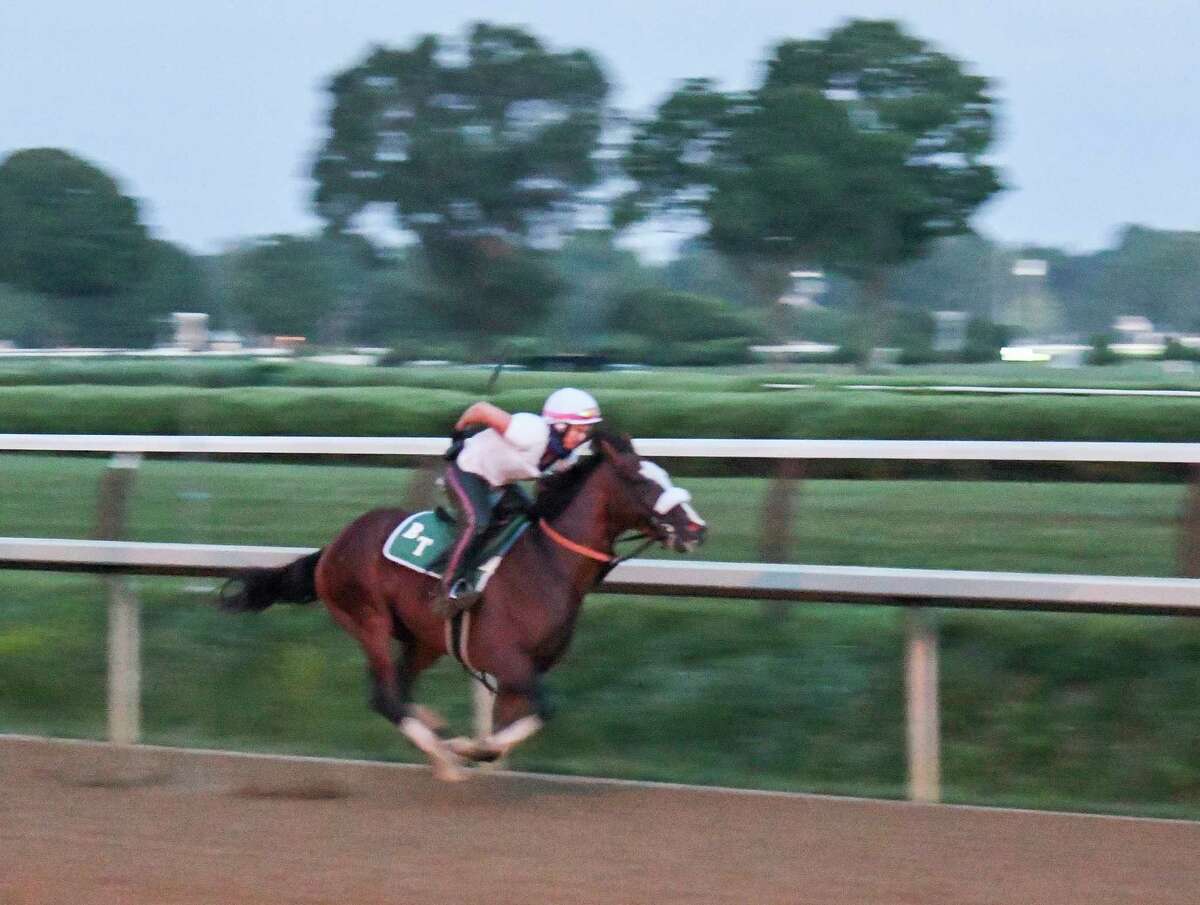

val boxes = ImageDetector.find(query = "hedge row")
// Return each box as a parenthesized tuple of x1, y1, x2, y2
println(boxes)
(0, 386, 470, 437)
(2, 385, 1199, 444)
(5, 359, 1200, 393)
(0, 360, 765, 393)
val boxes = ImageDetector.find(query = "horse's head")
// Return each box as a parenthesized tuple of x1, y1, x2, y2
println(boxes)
(595, 434, 707, 553)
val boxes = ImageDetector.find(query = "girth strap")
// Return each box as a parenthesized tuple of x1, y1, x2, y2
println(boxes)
(444, 609, 497, 693)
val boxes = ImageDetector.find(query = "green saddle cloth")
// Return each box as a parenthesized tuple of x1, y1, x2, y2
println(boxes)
(382, 510, 531, 588)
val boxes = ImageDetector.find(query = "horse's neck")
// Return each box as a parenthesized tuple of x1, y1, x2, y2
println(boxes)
(542, 467, 623, 591)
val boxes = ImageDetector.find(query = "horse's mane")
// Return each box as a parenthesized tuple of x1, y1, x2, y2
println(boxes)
(531, 429, 634, 522)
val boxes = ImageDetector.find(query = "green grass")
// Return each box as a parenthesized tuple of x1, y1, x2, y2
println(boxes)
(0, 455, 1182, 574)
(1, 454, 1198, 817)
(3, 574, 1198, 819)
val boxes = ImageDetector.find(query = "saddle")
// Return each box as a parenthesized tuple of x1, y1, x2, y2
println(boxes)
(382, 506, 531, 592)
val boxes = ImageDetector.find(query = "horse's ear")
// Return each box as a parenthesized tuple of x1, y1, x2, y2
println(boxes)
(598, 435, 639, 476)
(595, 430, 635, 456)
(597, 437, 622, 461)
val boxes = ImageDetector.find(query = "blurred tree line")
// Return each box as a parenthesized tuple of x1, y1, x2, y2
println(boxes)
(2, 21, 1198, 361)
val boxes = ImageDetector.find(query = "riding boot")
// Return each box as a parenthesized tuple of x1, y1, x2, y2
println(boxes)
(432, 538, 484, 617)
(434, 462, 493, 618)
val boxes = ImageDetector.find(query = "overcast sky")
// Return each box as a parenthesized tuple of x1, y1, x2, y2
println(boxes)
(3, 1, 1197, 257)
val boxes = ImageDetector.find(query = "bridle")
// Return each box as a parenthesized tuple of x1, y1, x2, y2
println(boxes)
(538, 517, 659, 582)
(536, 455, 694, 578)
(538, 518, 613, 563)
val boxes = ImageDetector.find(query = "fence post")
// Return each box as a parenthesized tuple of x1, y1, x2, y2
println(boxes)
(95, 453, 143, 746)
(1178, 465, 1200, 577)
(405, 457, 441, 511)
(759, 458, 804, 619)
(905, 606, 941, 803)
(106, 579, 142, 746)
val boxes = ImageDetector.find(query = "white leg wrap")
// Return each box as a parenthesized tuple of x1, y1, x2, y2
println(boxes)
(400, 716, 445, 757)
(401, 717, 469, 782)
(486, 715, 544, 754)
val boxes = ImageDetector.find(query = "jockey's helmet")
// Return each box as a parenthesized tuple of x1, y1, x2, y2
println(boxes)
(542, 387, 602, 426)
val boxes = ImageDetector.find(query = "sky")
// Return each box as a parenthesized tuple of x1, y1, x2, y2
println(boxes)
(3, 1, 1198, 258)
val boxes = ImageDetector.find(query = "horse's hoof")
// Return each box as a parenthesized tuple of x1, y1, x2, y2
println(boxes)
(432, 759, 470, 782)
(445, 736, 478, 758)
(445, 736, 503, 763)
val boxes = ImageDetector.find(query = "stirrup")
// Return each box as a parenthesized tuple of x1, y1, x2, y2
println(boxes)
(432, 578, 480, 618)
(449, 577, 475, 599)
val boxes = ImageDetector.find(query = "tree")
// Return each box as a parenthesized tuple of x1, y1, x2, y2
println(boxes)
(619, 20, 1002, 362)
(222, 235, 346, 339)
(0, 284, 59, 347)
(1091, 227, 1200, 332)
(421, 242, 564, 354)
(0, 148, 151, 299)
(311, 23, 610, 351)
(890, 234, 1007, 319)
(661, 240, 757, 307)
(550, 230, 658, 347)
(355, 250, 433, 344)
(607, 288, 769, 364)
(76, 240, 213, 347)
(1036, 247, 1102, 334)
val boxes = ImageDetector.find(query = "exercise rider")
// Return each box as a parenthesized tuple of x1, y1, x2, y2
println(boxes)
(435, 387, 602, 616)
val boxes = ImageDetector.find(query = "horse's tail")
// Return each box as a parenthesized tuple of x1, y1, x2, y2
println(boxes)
(219, 549, 323, 613)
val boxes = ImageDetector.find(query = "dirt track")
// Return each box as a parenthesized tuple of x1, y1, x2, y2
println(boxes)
(1, 736, 1196, 905)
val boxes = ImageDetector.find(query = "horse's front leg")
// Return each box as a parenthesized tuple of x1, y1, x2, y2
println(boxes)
(448, 669, 549, 763)
(344, 611, 466, 782)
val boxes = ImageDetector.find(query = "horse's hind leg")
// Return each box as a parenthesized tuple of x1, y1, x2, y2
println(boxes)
(332, 605, 467, 781)
(396, 640, 448, 735)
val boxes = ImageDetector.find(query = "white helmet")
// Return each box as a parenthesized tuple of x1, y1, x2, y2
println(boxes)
(542, 387, 602, 425)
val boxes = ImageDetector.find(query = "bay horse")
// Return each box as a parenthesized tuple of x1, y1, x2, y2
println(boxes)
(220, 432, 706, 780)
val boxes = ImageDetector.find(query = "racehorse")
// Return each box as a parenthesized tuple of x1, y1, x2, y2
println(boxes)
(220, 432, 707, 780)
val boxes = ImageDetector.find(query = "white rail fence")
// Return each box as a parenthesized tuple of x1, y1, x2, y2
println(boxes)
(3, 537, 1199, 803)
(4, 434, 1200, 803)
(3, 433, 1200, 461)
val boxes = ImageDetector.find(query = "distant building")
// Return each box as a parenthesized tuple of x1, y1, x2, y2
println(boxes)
(1113, 315, 1154, 336)
(1012, 258, 1048, 277)
(209, 331, 243, 352)
(777, 270, 826, 308)
(933, 311, 968, 352)
(1003, 258, 1061, 335)
(171, 312, 209, 352)
(1111, 315, 1166, 356)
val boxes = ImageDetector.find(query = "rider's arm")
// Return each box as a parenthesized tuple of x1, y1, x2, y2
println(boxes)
(455, 401, 512, 435)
